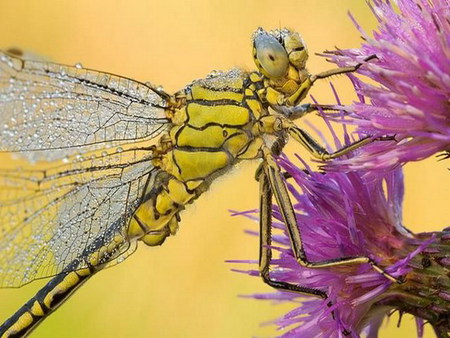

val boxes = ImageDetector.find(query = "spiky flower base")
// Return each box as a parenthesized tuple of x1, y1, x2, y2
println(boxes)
(380, 230, 450, 337)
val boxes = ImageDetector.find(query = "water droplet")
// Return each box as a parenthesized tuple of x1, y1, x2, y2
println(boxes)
(75, 154, 84, 162)
(208, 70, 218, 77)
(75, 63, 83, 69)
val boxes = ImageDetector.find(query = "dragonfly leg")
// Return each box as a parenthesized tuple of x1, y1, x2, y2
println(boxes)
(258, 116, 394, 162)
(275, 103, 314, 119)
(310, 54, 377, 83)
(277, 103, 344, 120)
(285, 55, 377, 106)
(287, 124, 374, 160)
(289, 125, 397, 161)
(260, 147, 402, 283)
(257, 164, 327, 298)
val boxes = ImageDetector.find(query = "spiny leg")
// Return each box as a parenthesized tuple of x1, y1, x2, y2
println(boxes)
(286, 55, 377, 106)
(288, 125, 373, 161)
(264, 115, 374, 161)
(257, 165, 327, 298)
(261, 147, 401, 283)
(259, 115, 394, 163)
(278, 119, 396, 161)
(277, 102, 343, 119)
(311, 54, 377, 82)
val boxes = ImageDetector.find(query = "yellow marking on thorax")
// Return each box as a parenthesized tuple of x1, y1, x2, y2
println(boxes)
(175, 125, 241, 148)
(172, 149, 230, 181)
(218, 76, 244, 90)
(237, 137, 264, 159)
(190, 86, 244, 102)
(187, 103, 250, 128)
(249, 72, 263, 83)
(265, 87, 284, 106)
(245, 99, 263, 119)
(222, 132, 251, 155)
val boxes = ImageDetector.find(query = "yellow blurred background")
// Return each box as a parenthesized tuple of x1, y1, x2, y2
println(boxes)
(0, 1, 447, 337)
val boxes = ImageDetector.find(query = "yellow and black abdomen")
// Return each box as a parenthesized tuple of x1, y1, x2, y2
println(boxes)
(128, 70, 265, 246)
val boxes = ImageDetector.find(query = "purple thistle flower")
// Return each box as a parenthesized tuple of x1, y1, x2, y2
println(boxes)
(233, 156, 450, 337)
(323, 0, 450, 171)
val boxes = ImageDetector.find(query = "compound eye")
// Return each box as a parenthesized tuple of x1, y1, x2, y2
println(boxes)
(254, 34, 289, 79)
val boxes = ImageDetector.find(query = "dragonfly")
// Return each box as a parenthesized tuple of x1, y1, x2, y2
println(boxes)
(0, 27, 397, 337)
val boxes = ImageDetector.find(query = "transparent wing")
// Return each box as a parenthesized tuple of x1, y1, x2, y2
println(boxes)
(0, 147, 156, 287)
(0, 50, 169, 161)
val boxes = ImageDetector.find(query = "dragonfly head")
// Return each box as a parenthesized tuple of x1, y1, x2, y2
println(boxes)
(252, 27, 309, 81)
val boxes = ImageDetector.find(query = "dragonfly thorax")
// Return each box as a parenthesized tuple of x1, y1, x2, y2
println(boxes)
(129, 69, 270, 246)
